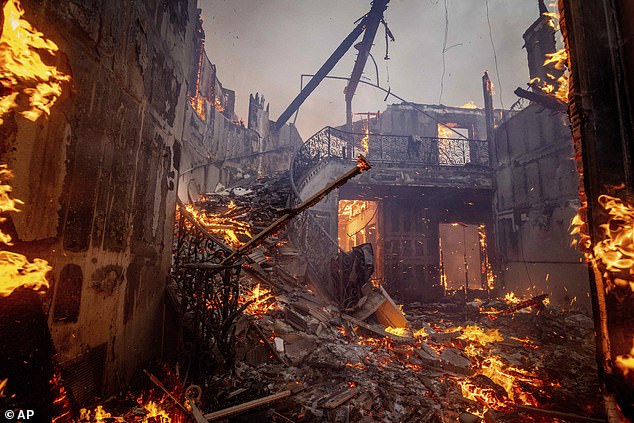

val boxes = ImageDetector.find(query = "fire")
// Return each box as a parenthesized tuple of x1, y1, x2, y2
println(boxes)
(0, 0, 71, 124)
(385, 326, 410, 337)
(571, 195, 634, 291)
(413, 327, 428, 338)
(0, 165, 51, 297)
(459, 101, 478, 109)
(478, 224, 495, 290)
(0, 379, 6, 397)
(241, 283, 277, 316)
(615, 341, 634, 377)
(361, 124, 369, 153)
(504, 292, 521, 304)
(183, 202, 252, 248)
(458, 325, 503, 346)
(142, 401, 171, 422)
(356, 155, 371, 172)
(457, 379, 507, 409)
(529, 2, 569, 103)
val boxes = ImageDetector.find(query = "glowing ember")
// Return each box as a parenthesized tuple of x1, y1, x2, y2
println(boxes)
(413, 327, 428, 338)
(615, 341, 634, 377)
(458, 325, 504, 346)
(385, 326, 410, 337)
(504, 292, 522, 304)
(478, 224, 495, 290)
(0, 0, 71, 124)
(183, 202, 252, 248)
(241, 283, 277, 316)
(457, 379, 507, 409)
(0, 379, 6, 397)
(356, 155, 371, 172)
(0, 165, 51, 297)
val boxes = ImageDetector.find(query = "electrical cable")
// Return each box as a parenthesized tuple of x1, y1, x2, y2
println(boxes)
(439, 0, 449, 104)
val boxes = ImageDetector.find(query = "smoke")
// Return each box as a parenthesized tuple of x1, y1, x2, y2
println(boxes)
(199, 0, 538, 138)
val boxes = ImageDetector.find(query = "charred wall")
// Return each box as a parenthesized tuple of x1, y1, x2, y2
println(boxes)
(178, 13, 301, 201)
(0, 0, 196, 396)
(492, 104, 589, 310)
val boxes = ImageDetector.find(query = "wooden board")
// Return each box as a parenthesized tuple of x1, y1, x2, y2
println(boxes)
(375, 285, 408, 328)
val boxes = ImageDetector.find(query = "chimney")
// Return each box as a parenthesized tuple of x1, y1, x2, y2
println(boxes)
(522, 1, 563, 91)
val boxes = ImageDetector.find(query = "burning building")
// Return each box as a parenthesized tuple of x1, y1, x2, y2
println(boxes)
(0, 0, 633, 422)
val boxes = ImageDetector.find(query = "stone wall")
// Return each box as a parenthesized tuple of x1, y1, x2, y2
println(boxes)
(0, 0, 196, 397)
(493, 103, 590, 310)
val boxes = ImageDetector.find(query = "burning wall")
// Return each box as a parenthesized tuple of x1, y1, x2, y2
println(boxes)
(492, 104, 588, 310)
(0, 0, 197, 397)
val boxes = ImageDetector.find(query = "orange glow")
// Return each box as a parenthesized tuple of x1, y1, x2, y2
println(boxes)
(0, 0, 71, 124)
(457, 378, 507, 409)
(0, 379, 6, 397)
(615, 341, 634, 377)
(384, 326, 410, 337)
(241, 283, 277, 316)
(458, 325, 504, 346)
(361, 123, 369, 153)
(504, 292, 522, 304)
(459, 101, 478, 109)
(0, 165, 51, 297)
(413, 327, 428, 338)
(183, 202, 252, 248)
(571, 195, 634, 292)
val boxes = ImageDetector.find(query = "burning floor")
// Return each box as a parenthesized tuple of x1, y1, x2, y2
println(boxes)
(70, 172, 603, 423)
(71, 280, 603, 423)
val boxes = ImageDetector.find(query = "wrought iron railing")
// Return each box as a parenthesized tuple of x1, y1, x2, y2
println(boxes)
(169, 200, 241, 375)
(291, 126, 489, 194)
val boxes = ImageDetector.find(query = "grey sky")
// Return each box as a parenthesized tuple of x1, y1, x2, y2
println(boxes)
(198, 0, 544, 139)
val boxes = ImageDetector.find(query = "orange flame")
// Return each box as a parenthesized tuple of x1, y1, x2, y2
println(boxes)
(0, 0, 71, 124)
(361, 124, 369, 153)
(571, 195, 634, 291)
(0, 165, 50, 297)
(183, 202, 252, 248)
(615, 341, 634, 377)
(458, 325, 504, 346)
(241, 283, 277, 316)
(459, 101, 478, 109)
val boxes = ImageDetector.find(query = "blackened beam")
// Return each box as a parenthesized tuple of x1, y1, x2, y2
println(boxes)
(222, 155, 372, 264)
(273, 10, 371, 130)
(514, 87, 568, 113)
(345, 0, 390, 129)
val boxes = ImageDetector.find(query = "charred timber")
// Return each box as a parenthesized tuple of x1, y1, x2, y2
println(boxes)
(222, 155, 372, 264)
(514, 87, 568, 113)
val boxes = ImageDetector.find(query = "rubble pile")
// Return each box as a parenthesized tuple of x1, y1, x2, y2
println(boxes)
(198, 273, 604, 423)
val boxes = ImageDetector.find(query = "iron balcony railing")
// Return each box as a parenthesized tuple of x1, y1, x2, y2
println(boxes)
(291, 126, 490, 193)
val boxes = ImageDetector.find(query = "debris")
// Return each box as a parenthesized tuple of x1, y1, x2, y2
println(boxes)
(323, 386, 361, 409)
(203, 390, 292, 421)
(513, 404, 608, 423)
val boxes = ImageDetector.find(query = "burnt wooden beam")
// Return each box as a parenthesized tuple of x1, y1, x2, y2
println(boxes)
(203, 390, 292, 421)
(514, 87, 568, 113)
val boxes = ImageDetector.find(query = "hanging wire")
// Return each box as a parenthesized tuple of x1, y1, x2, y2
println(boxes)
(438, 0, 449, 104)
